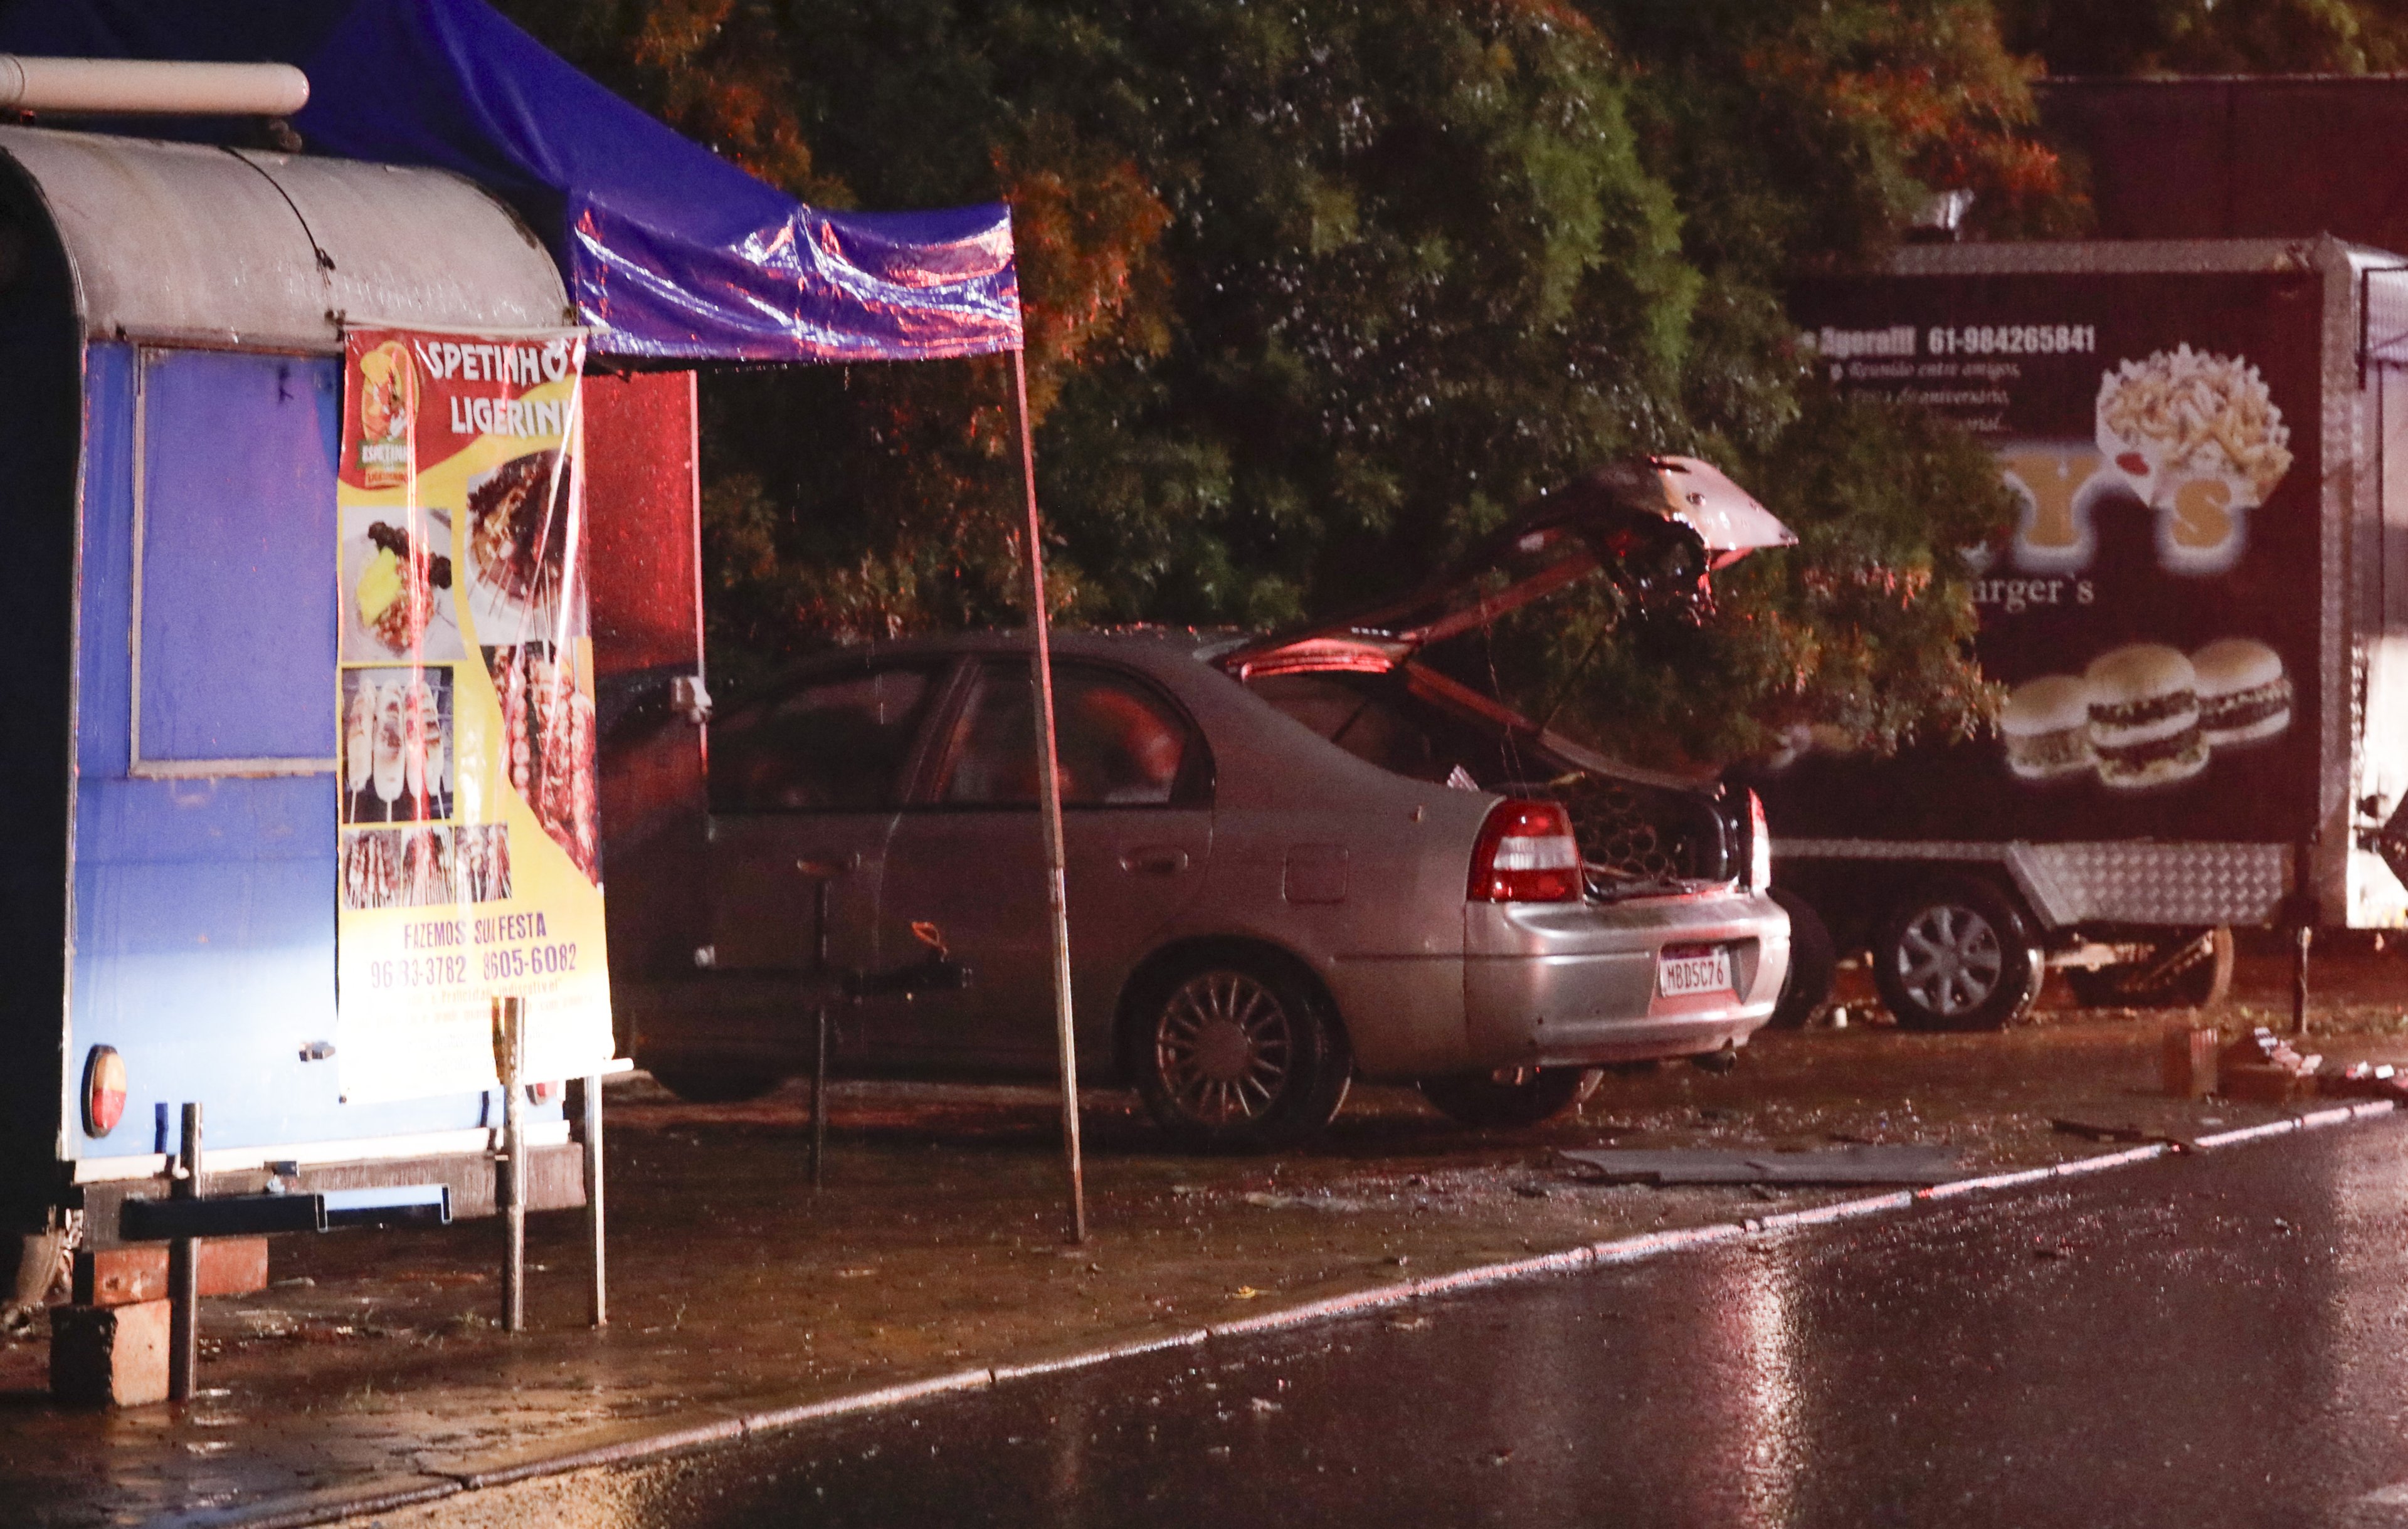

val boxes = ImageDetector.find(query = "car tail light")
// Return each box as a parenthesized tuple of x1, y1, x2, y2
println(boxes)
(1747, 789, 1772, 893)
(83, 1045, 126, 1138)
(1469, 799, 1584, 903)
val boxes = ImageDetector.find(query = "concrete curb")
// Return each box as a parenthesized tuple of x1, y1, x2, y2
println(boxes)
(215, 1096, 2397, 1529)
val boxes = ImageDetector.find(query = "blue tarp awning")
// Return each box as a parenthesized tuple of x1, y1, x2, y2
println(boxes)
(0, 0, 1022, 364)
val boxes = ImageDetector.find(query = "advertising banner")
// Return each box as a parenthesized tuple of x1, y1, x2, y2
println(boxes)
(1761, 270, 2322, 843)
(334, 326, 612, 1103)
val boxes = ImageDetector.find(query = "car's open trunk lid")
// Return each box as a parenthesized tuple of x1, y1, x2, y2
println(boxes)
(1215, 456, 1793, 681)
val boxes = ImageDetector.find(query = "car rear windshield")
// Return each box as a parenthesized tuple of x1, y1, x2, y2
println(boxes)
(1247, 669, 1733, 884)
(1245, 671, 1539, 791)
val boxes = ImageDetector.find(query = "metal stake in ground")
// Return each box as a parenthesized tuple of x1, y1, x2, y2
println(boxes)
(581, 1071, 606, 1328)
(500, 997, 528, 1332)
(2294, 925, 2313, 1037)
(167, 1101, 201, 1402)
(1012, 344, 1086, 1246)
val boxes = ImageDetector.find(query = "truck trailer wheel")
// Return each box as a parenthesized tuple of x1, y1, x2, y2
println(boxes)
(2064, 927, 2234, 1010)
(1872, 878, 2043, 1032)
(1766, 887, 1835, 1029)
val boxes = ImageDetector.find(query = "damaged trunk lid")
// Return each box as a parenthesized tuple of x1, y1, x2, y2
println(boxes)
(1217, 457, 1795, 898)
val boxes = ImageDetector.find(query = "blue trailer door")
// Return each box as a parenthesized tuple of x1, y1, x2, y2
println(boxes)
(69, 346, 493, 1165)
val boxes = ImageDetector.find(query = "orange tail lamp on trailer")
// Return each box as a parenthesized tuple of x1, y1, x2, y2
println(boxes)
(82, 1044, 126, 1137)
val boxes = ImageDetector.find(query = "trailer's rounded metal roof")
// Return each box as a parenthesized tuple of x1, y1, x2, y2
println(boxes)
(0, 123, 570, 353)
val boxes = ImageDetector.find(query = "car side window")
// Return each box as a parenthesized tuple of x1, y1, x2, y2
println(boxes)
(711, 665, 939, 812)
(936, 663, 1194, 807)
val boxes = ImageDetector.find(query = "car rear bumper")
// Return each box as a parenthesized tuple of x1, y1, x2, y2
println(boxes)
(1460, 888, 1790, 1069)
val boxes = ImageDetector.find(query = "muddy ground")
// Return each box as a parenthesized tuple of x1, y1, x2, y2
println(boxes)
(5, 937, 2406, 1528)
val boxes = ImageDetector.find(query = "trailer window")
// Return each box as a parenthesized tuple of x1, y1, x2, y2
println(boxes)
(133, 349, 341, 773)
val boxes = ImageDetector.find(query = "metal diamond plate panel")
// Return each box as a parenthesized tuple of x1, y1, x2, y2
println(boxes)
(2009, 843, 2292, 927)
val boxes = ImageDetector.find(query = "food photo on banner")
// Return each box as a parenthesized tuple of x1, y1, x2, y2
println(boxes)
(1756, 270, 2321, 843)
(333, 325, 612, 1106)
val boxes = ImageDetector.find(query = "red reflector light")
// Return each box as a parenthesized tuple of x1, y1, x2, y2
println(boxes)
(1469, 799, 1584, 903)
(1748, 788, 1772, 892)
(83, 1044, 127, 1138)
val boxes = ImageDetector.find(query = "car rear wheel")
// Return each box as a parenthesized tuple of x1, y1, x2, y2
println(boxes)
(1766, 887, 1835, 1030)
(1418, 1066, 1602, 1129)
(643, 1061, 784, 1104)
(1872, 879, 2042, 1032)
(1128, 957, 1351, 1151)
(2064, 927, 2234, 1009)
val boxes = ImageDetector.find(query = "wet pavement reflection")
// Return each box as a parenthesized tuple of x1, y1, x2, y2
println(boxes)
(426, 1118, 2408, 1528)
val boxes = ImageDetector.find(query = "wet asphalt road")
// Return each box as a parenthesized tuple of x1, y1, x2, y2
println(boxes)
(472, 1117, 2408, 1529)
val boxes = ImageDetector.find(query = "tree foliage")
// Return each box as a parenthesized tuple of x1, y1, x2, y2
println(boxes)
(1998, 0, 2408, 75)
(497, 0, 2079, 766)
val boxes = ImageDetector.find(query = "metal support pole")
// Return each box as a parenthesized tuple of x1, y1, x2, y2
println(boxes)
(500, 998, 527, 1332)
(167, 1102, 201, 1402)
(2293, 925, 2313, 1037)
(810, 875, 830, 1190)
(811, 1005, 830, 1192)
(1012, 344, 1086, 1246)
(581, 1073, 606, 1328)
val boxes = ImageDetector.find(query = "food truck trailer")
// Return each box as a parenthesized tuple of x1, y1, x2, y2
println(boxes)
(0, 0, 1029, 1406)
(0, 120, 645, 1330)
(1758, 238, 2408, 1029)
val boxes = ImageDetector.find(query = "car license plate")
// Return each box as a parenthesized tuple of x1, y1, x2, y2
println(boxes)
(1657, 945, 1733, 997)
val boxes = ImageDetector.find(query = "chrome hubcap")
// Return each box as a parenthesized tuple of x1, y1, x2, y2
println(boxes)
(1896, 905, 2004, 1016)
(1157, 971, 1293, 1125)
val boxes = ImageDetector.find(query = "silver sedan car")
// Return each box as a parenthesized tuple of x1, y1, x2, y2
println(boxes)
(617, 458, 1794, 1147)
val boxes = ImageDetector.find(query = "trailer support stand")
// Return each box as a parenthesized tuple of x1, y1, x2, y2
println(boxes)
(2293, 925, 2313, 1036)
(500, 999, 527, 1333)
(808, 871, 832, 1191)
(811, 1004, 830, 1191)
(581, 1071, 605, 1328)
(167, 1102, 201, 1402)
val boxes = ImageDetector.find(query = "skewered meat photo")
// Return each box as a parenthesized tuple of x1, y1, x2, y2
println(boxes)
(340, 666, 454, 824)
(482, 643, 599, 881)
(466, 449, 572, 618)
(341, 507, 463, 662)
(356, 520, 453, 654)
(341, 828, 456, 911)
(453, 824, 514, 904)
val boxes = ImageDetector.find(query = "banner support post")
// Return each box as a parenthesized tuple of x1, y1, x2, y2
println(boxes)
(167, 1102, 201, 1402)
(1012, 344, 1087, 1246)
(581, 1070, 606, 1327)
(500, 998, 527, 1332)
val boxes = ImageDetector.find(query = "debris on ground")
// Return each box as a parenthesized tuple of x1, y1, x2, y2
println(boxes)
(2162, 1024, 2221, 1098)
(2321, 1061, 2408, 1103)
(1556, 1145, 1961, 1187)
(1240, 1191, 1373, 1213)
(2048, 1118, 2199, 1148)
(2221, 1027, 2322, 1104)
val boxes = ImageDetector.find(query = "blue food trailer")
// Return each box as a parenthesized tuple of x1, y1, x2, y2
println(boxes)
(0, 123, 600, 1294)
(0, 0, 1031, 1365)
